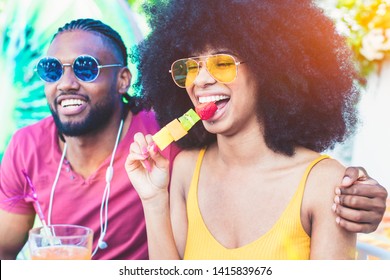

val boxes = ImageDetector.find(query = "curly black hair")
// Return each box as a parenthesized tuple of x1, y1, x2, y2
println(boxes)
(131, 0, 361, 155)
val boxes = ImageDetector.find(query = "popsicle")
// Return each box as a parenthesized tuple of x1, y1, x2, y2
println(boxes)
(152, 108, 201, 150)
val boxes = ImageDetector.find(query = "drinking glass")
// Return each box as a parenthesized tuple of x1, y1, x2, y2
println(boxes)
(28, 224, 93, 260)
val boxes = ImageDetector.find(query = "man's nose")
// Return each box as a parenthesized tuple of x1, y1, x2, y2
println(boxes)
(56, 65, 80, 90)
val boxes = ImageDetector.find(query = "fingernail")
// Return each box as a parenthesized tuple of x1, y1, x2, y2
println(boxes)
(334, 196, 340, 204)
(332, 203, 337, 212)
(341, 176, 350, 185)
(141, 146, 149, 155)
(143, 160, 151, 172)
(336, 217, 341, 224)
(149, 142, 159, 154)
(335, 187, 341, 195)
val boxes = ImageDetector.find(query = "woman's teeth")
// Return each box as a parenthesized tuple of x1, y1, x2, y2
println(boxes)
(198, 95, 229, 103)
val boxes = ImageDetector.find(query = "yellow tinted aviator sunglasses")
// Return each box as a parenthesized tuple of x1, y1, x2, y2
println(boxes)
(169, 54, 245, 88)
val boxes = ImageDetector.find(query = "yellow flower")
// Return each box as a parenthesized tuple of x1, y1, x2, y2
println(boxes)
(360, 28, 390, 61)
(335, 0, 390, 77)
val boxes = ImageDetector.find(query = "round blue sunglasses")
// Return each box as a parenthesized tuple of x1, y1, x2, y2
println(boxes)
(35, 55, 123, 83)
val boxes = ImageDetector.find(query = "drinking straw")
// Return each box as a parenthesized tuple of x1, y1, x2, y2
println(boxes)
(21, 170, 54, 240)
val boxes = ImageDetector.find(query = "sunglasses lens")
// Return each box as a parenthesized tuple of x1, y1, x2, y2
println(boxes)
(171, 59, 188, 87)
(185, 60, 199, 87)
(171, 59, 199, 88)
(36, 57, 62, 82)
(73, 55, 99, 82)
(207, 54, 237, 83)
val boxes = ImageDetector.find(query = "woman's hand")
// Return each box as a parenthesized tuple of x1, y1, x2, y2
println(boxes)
(125, 132, 170, 201)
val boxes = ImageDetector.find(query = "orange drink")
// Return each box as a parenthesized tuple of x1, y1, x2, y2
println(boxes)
(29, 224, 93, 260)
(31, 245, 91, 260)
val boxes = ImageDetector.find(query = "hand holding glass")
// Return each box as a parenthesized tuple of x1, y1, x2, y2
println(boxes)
(28, 224, 93, 260)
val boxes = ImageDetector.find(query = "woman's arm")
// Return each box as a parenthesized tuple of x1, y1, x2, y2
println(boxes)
(305, 159, 356, 259)
(141, 191, 181, 259)
(169, 150, 200, 259)
(125, 132, 180, 259)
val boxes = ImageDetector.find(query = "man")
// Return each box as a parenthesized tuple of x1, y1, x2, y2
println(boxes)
(0, 18, 387, 260)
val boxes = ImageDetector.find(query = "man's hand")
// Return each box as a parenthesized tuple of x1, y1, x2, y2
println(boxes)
(333, 167, 388, 233)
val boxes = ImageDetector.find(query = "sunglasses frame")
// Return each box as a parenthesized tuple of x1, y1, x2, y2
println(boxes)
(169, 53, 245, 88)
(34, 54, 123, 83)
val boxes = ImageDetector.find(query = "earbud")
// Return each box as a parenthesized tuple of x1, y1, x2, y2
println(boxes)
(91, 119, 123, 257)
(106, 166, 114, 183)
(98, 239, 108, 249)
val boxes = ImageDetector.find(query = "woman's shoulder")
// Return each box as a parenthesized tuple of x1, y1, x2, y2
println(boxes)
(175, 148, 203, 162)
(297, 150, 346, 233)
(310, 154, 346, 184)
(302, 150, 346, 210)
(296, 148, 346, 182)
(171, 148, 203, 193)
(294, 148, 345, 201)
(173, 148, 203, 175)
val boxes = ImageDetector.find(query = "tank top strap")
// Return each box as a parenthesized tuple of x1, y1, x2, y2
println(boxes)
(295, 154, 331, 198)
(189, 148, 207, 195)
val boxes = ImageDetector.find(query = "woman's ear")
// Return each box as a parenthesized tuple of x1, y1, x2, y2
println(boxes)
(117, 67, 132, 95)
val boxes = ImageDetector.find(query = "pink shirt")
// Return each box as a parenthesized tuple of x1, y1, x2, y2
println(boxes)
(0, 111, 180, 260)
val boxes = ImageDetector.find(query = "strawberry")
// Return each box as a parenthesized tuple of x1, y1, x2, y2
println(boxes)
(195, 102, 218, 120)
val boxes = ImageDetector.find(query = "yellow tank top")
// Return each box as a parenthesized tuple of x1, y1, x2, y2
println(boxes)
(183, 148, 330, 260)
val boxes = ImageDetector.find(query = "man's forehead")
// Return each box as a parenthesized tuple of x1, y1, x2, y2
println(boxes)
(48, 30, 121, 62)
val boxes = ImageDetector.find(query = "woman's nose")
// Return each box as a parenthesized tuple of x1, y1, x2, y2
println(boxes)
(192, 62, 216, 87)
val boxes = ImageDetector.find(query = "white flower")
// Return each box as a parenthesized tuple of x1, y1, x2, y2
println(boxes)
(360, 28, 390, 61)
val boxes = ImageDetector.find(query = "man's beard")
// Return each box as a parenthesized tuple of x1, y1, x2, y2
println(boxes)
(50, 96, 117, 137)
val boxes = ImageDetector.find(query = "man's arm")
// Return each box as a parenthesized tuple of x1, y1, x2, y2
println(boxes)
(333, 167, 388, 233)
(0, 210, 35, 259)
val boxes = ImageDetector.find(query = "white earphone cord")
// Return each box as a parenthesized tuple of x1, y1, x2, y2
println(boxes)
(92, 119, 123, 256)
(48, 143, 67, 225)
(48, 119, 124, 257)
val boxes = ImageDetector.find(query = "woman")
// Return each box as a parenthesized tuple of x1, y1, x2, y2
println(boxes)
(125, 0, 359, 259)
